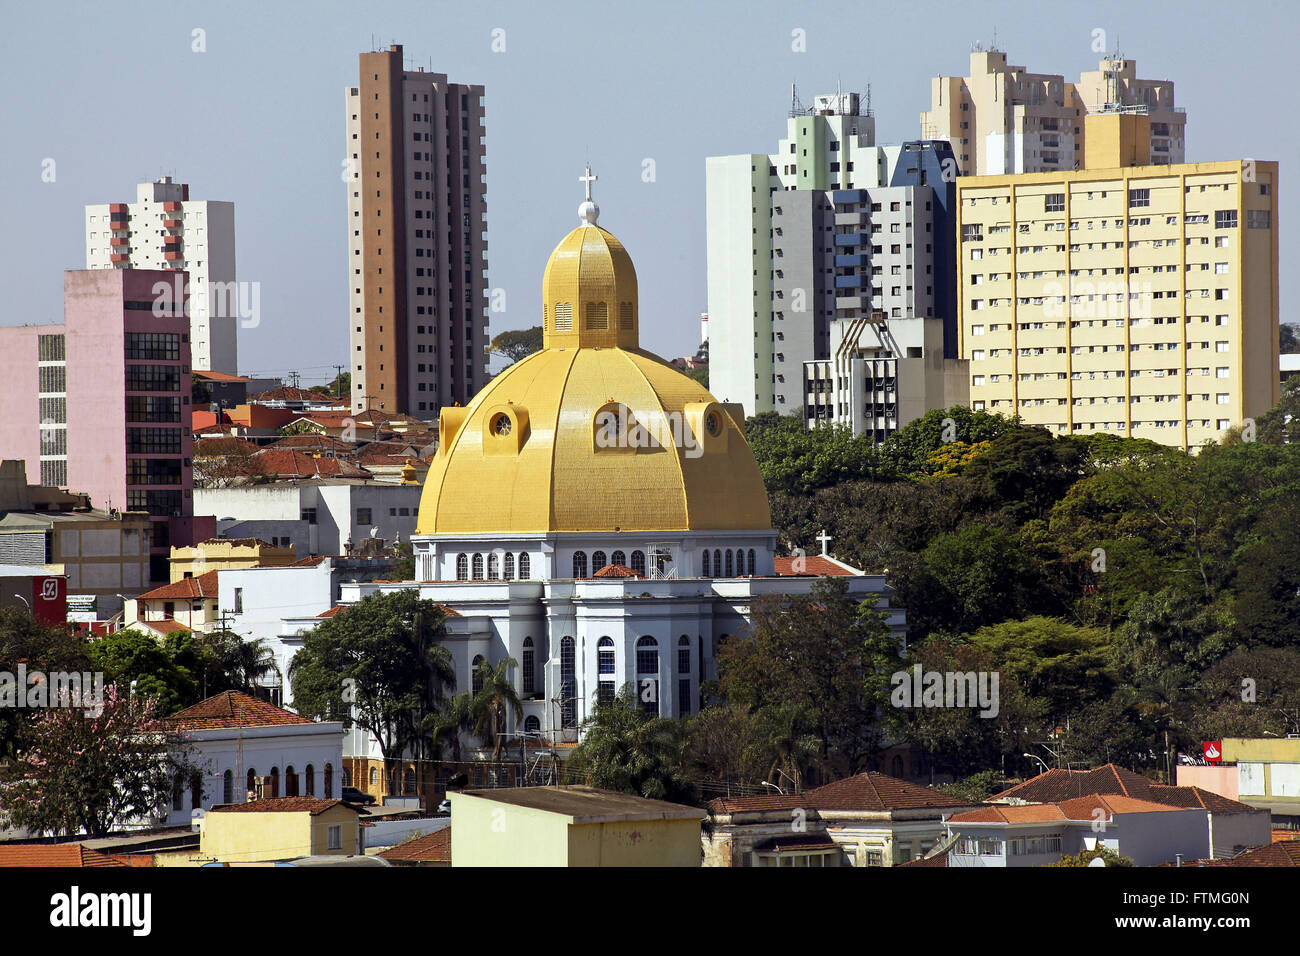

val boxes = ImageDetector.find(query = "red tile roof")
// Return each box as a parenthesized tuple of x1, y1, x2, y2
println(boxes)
(317, 606, 344, 618)
(250, 387, 340, 403)
(269, 435, 358, 453)
(899, 848, 950, 867)
(168, 690, 316, 730)
(708, 772, 968, 814)
(253, 449, 371, 479)
(193, 370, 251, 383)
(0, 844, 128, 867)
(377, 827, 451, 863)
(593, 564, 638, 578)
(210, 796, 355, 815)
(773, 555, 861, 577)
(1199, 840, 1300, 867)
(951, 793, 1200, 825)
(992, 764, 1258, 813)
(135, 570, 219, 601)
(194, 436, 260, 456)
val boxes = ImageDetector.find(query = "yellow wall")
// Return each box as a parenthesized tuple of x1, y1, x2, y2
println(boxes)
(1084, 113, 1150, 169)
(1222, 738, 1300, 763)
(448, 793, 701, 867)
(956, 160, 1279, 451)
(200, 806, 358, 863)
(169, 541, 296, 582)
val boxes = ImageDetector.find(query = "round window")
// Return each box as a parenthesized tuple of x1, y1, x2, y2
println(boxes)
(705, 412, 721, 437)
(492, 413, 512, 436)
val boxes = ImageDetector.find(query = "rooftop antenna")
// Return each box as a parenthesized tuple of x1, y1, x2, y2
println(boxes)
(991, 26, 998, 51)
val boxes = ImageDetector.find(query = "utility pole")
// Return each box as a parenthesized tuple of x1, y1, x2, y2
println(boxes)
(332, 364, 345, 399)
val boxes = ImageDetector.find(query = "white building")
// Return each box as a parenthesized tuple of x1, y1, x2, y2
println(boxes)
(85, 177, 238, 374)
(197, 479, 423, 556)
(164, 690, 344, 828)
(803, 315, 968, 439)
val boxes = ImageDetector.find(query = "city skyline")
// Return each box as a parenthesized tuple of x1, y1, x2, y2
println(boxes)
(1, 0, 1294, 383)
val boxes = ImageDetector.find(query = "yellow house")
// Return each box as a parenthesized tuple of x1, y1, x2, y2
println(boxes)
(1221, 738, 1300, 823)
(169, 537, 296, 582)
(448, 786, 705, 867)
(201, 796, 362, 863)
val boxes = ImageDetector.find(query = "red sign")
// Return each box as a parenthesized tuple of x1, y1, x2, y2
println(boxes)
(31, 575, 66, 626)
(1203, 741, 1223, 764)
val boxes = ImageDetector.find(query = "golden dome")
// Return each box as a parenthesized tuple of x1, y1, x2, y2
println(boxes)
(415, 187, 772, 536)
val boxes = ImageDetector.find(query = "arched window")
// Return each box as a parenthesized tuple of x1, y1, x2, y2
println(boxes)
(472, 553, 484, 580)
(456, 553, 468, 580)
(247, 768, 256, 799)
(190, 772, 202, 810)
(725, 550, 734, 576)
(636, 636, 659, 716)
(630, 550, 646, 576)
(713, 549, 722, 576)
(598, 636, 616, 706)
(504, 552, 515, 579)
(560, 637, 576, 728)
(678, 635, 691, 673)
(702, 549, 711, 577)
(325, 763, 334, 799)
(748, 549, 757, 575)
(524, 715, 541, 736)
(285, 765, 298, 797)
(404, 768, 416, 795)
(305, 765, 315, 797)
(518, 553, 530, 578)
(522, 637, 535, 696)
(611, 550, 626, 567)
(342, 766, 351, 789)
(472, 655, 486, 695)
(369, 767, 378, 786)
(734, 549, 744, 575)
(270, 767, 280, 799)
(592, 550, 607, 573)
(223, 770, 234, 804)
(488, 552, 500, 579)
(573, 551, 588, 578)
(172, 774, 184, 812)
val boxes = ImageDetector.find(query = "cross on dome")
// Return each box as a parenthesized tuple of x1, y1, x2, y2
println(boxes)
(578, 164, 600, 226)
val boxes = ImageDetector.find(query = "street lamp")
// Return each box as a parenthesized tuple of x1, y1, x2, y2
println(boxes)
(761, 781, 786, 795)
(1023, 753, 1050, 775)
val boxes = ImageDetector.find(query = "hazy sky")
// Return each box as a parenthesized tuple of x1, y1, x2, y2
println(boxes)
(2, 0, 1293, 384)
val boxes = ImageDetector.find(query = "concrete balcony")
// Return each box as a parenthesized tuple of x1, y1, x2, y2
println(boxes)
(835, 212, 867, 226)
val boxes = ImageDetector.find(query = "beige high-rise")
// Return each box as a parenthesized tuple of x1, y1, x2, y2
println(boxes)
(922, 49, 1185, 176)
(955, 114, 1278, 452)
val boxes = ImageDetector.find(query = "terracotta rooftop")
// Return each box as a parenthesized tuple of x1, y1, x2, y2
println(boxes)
(193, 369, 251, 383)
(269, 435, 358, 453)
(899, 848, 950, 867)
(168, 690, 316, 730)
(135, 570, 219, 601)
(194, 436, 260, 456)
(377, 827, 451, 863)
(950, 793, 1196, 825)
(0, 844, 128, 867)
(991, 764, 1258, 813)
(1197, 840, 1300, 867)
(253, 449, 371, 479)
(249, 386, 340, 403)
(593, 564, 638, 578)
(210, 796, 355, 815)
(773, 555, 861, 577)
(708, 772, 968, 815)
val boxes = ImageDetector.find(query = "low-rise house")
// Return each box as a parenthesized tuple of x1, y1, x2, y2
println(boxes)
(946, 794, 1210, 867)
(124, 570, 220, 633)
(449, 786, 705, 867)
(164, 690, 344, 827)
(991, 763, 1270, 858)
(704, 771, 975, 867)
(170, 537, 295, 580)
(200, 797, 361, 863)
(1194, 839, 1300, 867)
(1182, 738, 1300, 828)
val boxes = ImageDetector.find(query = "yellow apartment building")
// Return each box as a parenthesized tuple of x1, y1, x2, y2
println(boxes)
(955, 114, 1278, 450)
(169, 536, 295, 582)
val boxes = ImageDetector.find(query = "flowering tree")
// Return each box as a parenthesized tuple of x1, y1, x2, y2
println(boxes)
(0, 684, 202, 837)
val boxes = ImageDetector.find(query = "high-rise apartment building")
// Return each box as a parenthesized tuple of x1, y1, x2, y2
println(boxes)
(921, 49, 1186, 176)
(85, 177, 238, 374)
(706, 92, 959, 421)
(956, 113, 1278, 451)
(346, 44, 488, 417)
(0, 270, 214, 585)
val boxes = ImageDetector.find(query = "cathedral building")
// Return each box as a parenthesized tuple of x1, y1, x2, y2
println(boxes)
(339, 171, 903, 752)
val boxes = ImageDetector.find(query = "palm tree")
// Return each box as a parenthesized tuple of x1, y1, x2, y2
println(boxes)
(569, 685, 696, 803)
(471, 658, 523, 761)
(423, 692, 476, 764)
(756, 703, 820, 793)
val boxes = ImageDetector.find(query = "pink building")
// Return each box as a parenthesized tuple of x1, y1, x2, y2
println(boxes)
(0, 270, 213, 586)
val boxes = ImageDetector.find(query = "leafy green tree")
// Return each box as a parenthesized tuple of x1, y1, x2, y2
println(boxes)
(685, 704, 770, 790)
(471, 657, 523, 761)
(422, 692, 476, 763)
(937, 769, 1005, 804)
(487, 326, 543, 364)
(569, 685, 696, 804)
(1047, 846, 1133, 867)
(1057, 689, 1160, 771)
(0, 608, 91, 758)
(0, 685, 201, 837)
(753, 703, 820, 792)
(1280, 322, 1299, 354)
(87, 629, 198, 715)
(290, 590, 455, 792)
(879, 405, 1019, 477)
(745, 412, 886, 495)
(718, 577, 898, 776)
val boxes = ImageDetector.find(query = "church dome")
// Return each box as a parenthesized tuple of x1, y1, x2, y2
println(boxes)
(415, 173, 772, 536)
